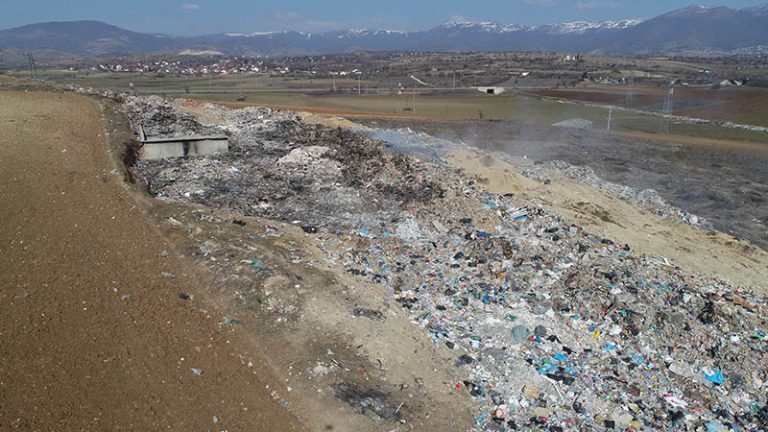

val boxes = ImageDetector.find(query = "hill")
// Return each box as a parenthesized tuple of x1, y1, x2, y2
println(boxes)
(1, 5, 767, 58)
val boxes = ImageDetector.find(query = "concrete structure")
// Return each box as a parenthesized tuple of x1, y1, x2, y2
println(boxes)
(475, 86, 506, 95)
(140, 135, 229, 160)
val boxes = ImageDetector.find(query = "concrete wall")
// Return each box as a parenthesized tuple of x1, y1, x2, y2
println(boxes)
(141, 139, 229, 160)
(476, 87, 506, 95)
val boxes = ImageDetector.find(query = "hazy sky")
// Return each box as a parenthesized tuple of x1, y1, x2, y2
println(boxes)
(2, 0, 766, 35)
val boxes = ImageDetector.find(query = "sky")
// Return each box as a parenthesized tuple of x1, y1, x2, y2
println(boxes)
(1, 0, 766, 35)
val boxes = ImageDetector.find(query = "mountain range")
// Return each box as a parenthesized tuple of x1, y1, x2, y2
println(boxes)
(1, 4, 767, 58)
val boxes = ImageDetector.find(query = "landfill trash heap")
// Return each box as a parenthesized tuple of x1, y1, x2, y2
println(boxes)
(521, 160, 713, 231)
(125, 96, 767, 432)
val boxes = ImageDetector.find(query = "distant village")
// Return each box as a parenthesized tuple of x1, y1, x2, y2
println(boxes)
(77, 57, 368, 79)
(56, 51, 757, 90)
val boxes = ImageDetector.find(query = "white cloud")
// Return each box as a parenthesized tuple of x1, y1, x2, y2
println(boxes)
(181, 3, 201, 11)
(576, 1, 619, 10)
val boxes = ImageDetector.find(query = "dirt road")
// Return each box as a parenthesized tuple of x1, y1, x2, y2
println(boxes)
(0, 91, 303, 431)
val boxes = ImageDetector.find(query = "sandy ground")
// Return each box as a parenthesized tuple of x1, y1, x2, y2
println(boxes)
(0, 90, 305, 431)
(443, 149, 768, 291)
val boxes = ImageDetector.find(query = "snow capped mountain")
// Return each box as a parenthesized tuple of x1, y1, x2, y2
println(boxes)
(540, 19, 645, 35)
(225, 31, 296, 38)
(436, 21, 528, 33)
(334, 28, 408, 38)
(435, 19, 643, 35)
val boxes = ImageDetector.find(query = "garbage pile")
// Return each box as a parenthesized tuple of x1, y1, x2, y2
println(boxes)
(65, 84, 126, 102)
(123, 95, 212, 137)
(128, 97, 445, 231)
(360, 126, 713, 232)
(318, 188, 766, 431)
(522, 160, 714, 231)
(125, 97, 766, 431)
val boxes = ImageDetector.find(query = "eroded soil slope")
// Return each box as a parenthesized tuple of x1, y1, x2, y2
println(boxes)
(0, 91, 304, 431)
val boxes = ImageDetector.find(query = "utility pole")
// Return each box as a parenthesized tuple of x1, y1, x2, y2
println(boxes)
(358, 75, 361, 96)
(235, 72, 244, 101)
(26, 53, 37, 80)
(452, 71, 457, 94)
(412, 88, 416, 116)
(332, 74, 337, 93)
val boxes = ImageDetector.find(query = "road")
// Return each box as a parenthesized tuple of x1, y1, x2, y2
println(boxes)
(0, 90, 303, 431)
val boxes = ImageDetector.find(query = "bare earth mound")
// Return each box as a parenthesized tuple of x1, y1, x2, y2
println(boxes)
(0, 91, 304, 431)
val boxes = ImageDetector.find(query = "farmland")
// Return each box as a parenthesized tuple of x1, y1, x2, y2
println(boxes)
(18, 64, 767, 144)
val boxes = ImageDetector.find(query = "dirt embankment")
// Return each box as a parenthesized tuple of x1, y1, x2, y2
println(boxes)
(1, 90, 475, 431)
(444, 149, 768, 291)
(0, 90, 305, 431)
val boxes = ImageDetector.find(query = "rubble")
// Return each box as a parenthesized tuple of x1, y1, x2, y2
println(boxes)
(123, 95, 766, 431)
(128, 97, 444, 231)
(521, 160, 715, 231)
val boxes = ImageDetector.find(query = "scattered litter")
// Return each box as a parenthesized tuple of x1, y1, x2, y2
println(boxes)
(353, 308, 385, 321)
(112, 94, 768, 432)
(242, 259, 266, 270)
(220, 316, 242, 326)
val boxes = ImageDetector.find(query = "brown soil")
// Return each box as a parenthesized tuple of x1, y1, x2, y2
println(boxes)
(0, 90, 305, 431)
(0, 90, 476, 431)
